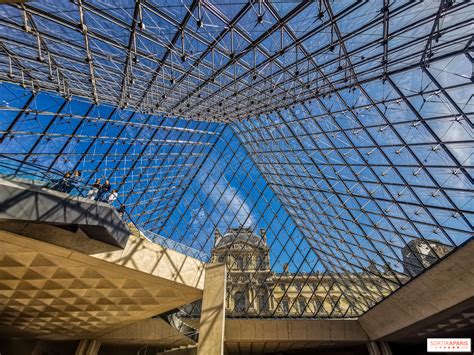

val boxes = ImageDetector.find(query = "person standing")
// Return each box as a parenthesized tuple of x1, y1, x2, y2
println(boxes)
(51, 171, 71, 192)
(107, 189, 118, 204)
(87, 179, 101, 200)
(96, 179, 111, 202)
(66, 170, 81, 194)
(117, 204, 126, 218)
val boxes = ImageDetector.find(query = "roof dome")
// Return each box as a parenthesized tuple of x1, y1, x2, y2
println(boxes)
(215, 227, 264, 249)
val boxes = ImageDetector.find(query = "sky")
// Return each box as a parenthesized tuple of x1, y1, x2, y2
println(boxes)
(0, 47, 472, 314)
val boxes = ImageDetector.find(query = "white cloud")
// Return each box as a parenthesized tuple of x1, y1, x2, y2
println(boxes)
(198, 166, 255, 228)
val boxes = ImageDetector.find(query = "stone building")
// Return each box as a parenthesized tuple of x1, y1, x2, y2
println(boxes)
(401, 238, 453, 276)
(190, 227, 452, 319)
(211, 227, 367, 317)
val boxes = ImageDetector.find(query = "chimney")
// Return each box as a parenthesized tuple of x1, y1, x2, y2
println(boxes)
(214, 229, 222, 246)
(260, 228, 267, 245)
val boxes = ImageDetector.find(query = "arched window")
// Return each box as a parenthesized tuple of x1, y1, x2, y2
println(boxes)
(258, 288, 268, 312)
(256, 255, 264, 270)
(258, 295, 268, 313)
(234, 291, 246, 313)
(314, 296, 325, 315)
(329, 296, 342, 315)
(298, 299, 306, 313)
(235, 256, 244, 270)
(329, 296, 339, 307)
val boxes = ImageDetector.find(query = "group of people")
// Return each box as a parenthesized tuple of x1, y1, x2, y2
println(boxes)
(87, 180, 126, 217)
(50, 172, 117, 205)
(50, 170, 82, 194)
(50, 171, 127, 217)
(86, 178, 118, 204)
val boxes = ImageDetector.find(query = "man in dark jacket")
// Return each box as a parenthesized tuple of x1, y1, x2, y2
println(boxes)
(96, 179, 111, 202)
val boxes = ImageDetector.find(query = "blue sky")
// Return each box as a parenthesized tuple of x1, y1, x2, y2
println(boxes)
(0, 81, 322, 274)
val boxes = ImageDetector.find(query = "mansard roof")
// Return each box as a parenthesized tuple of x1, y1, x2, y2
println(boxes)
(214, 227, 266, 250)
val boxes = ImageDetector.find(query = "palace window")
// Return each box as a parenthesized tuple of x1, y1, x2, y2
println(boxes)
(314, 297, 324, 312)
(234, 291, 246, 313)
(298, 299, 306, 313)
(235, 256, 244, 270)
(258, 295, 268, 312)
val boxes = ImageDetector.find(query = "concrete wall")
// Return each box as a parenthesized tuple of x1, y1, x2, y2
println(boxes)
(225, 319, 368, 343)
(93, 234, 205, 290)
(0, 221, 205, 290)
(197, 263, 226, 355)
(359, 239, 474, 340)
(98, 318, 194, 347)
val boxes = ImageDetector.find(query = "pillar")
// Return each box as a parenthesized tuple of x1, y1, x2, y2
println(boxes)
(367, 342, 392, 355)
(75, 339, 102, 355)
(197, 263, 226, 355)
(379, 342, 393, 355)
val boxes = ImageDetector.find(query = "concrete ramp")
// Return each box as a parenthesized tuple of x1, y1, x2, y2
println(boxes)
(0, 178, 130, 247)
(0, 225, 204, 341)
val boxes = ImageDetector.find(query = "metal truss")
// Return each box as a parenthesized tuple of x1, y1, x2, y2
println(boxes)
(0, 1, 471, 122)
(0, 1, 473, 318)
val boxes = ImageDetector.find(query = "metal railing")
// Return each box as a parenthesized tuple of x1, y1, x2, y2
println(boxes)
(0, 155, 92, 198)
(0, 154, 210, 261)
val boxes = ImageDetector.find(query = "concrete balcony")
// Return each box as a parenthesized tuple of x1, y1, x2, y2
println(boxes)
(0, 178, 130, 248)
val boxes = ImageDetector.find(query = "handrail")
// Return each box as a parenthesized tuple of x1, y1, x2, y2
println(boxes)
(0, 154, 209, 261)
(0, 154, 135, 221)
(0, 154, 63, 176)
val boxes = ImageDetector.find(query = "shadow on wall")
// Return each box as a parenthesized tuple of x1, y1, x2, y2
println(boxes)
(0, 178, 130, 248)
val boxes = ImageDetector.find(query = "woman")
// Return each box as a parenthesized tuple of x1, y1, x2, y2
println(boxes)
(107, 189, 118, 204)
(87, 179, 101, 200)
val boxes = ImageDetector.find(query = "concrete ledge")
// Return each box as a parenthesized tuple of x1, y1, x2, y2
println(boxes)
(225, 319, 368, 343)
(0, 178, 129, 247)
(98, 318, 195, 348)
(359, 239, 474, 340)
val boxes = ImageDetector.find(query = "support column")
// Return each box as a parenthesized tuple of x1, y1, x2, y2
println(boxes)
(75, 339, 102, 355)
(367, 342, 381, 355)
(197, 263, 226, 355)
(367, 342, 392, 355)
(379, 342, 393, 355)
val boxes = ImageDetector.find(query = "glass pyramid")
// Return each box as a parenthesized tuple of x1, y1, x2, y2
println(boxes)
(0, 0, 472, 318)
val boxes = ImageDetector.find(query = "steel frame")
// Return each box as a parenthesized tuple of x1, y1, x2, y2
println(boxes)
(0, 0, 472, 319)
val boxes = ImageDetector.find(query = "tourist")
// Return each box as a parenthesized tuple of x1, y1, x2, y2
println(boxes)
(117, 204, 126, 217)
(96, 179, 111, 202)
(86, 179, 101, 200)
(65, 170, 81, 194)
(51, 171, 71, 192)
(108, 189, 118, 204)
